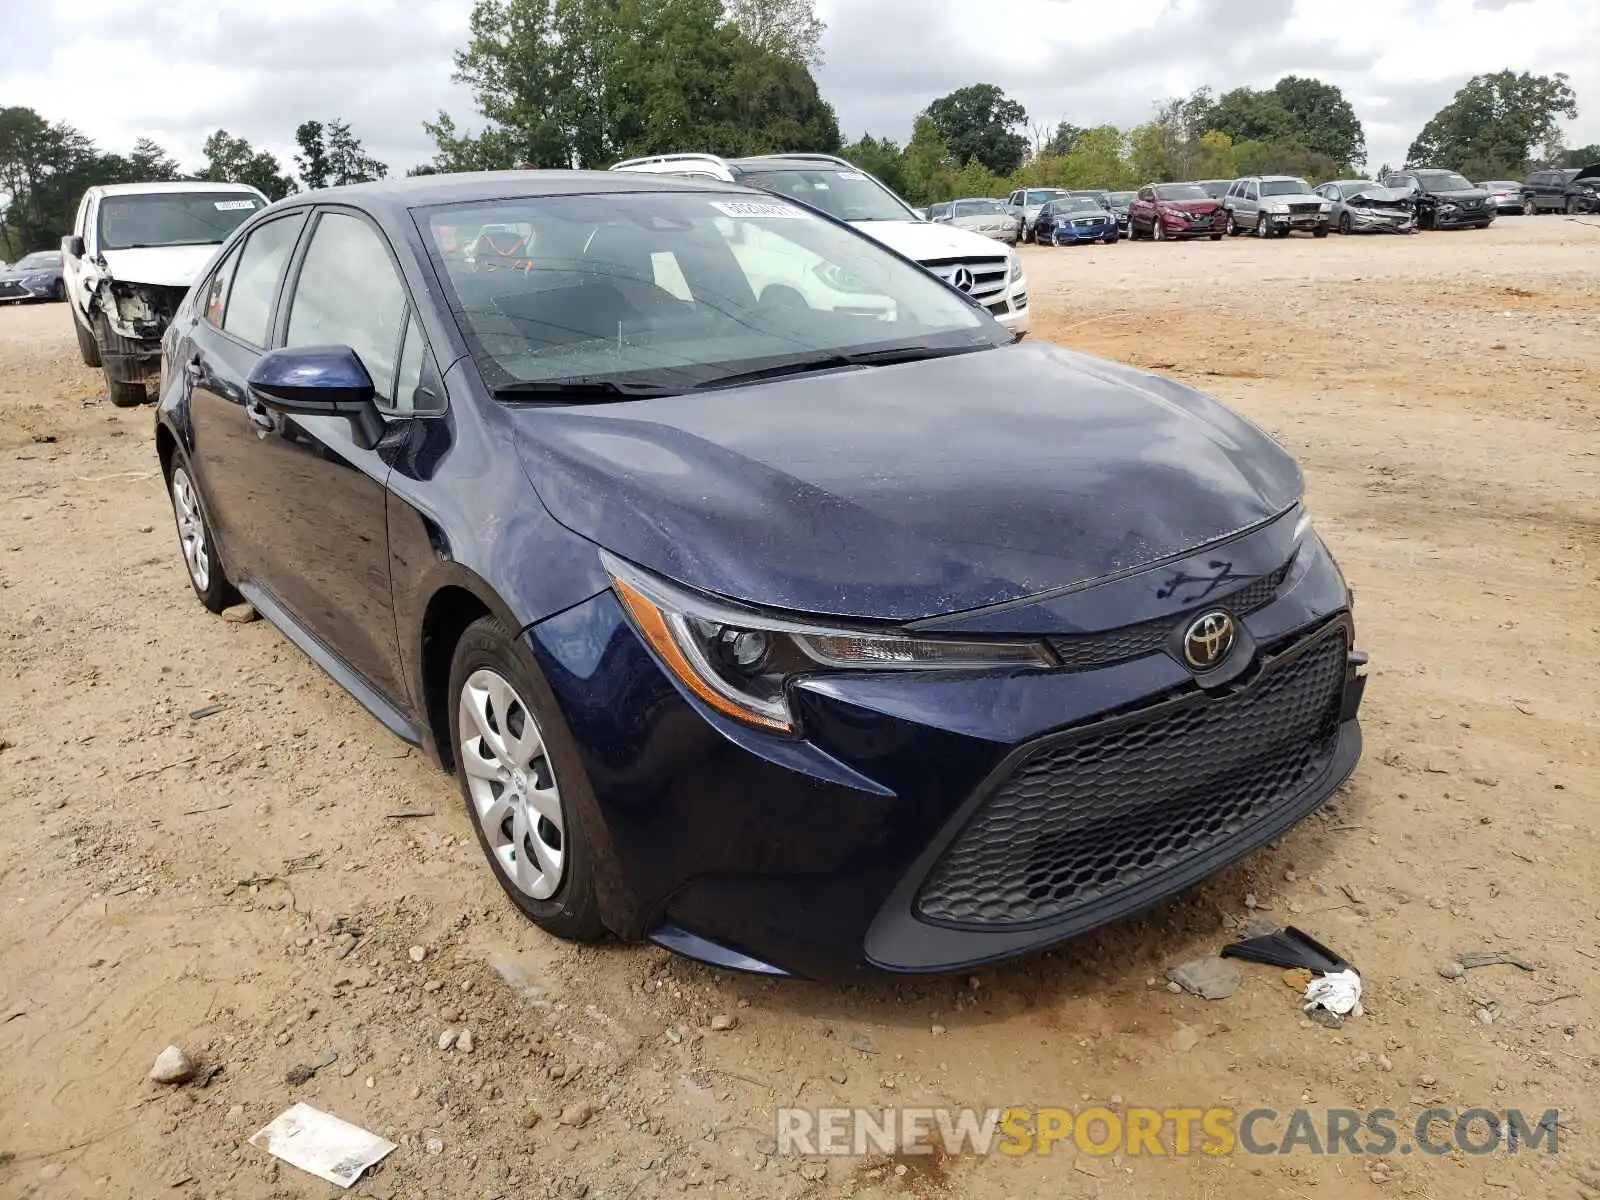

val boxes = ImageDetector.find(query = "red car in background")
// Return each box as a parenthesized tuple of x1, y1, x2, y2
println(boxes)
(1127, 183, 1227, 242)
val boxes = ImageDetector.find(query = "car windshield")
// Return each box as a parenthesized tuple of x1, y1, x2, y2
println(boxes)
(1109, 191, 1135, 204)
(1025, 190, 1067, 205)
(1153, 184, 1210, 201)
(422, 191, 1001, 396)
(1259, 179, 1311, 197)
(1480, 181, 1518, 189)
(17, 252, 59, 271)
(1059, 198, 1105, 214)
(97, 192, 266, 251)
(1339, 181, 1379, 196)
(737, 168, 914, 222)
(1198, 180, 1231, 197)
(1415, 171, 1474, 192)
(953, 199, 1007, 217)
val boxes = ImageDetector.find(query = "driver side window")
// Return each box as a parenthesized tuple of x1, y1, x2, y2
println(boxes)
(286, 212, 408, 408)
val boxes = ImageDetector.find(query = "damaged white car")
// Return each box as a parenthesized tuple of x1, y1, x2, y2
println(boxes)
(62, 182, 268, 406)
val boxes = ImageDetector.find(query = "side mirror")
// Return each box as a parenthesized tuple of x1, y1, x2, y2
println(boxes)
(248, 345, 386, 450)
(62, 235, 86, 260)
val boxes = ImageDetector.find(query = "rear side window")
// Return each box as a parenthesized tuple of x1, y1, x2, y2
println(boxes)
(222, 214, 307, 346)
(286, 212, 408, 405)
(199, 246, 240, 327)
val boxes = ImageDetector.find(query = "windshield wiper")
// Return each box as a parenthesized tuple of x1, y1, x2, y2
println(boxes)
(492, 379, 683, 402)
(696, 343, 992, 391)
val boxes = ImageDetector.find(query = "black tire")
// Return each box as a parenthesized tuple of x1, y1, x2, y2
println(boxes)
(1257, 215, 1271, 239)
(1103, 233, 1118, 245)
(1566, 197, 1578, 215)
(1227, 212, 1243, 236)
(1313, 227, 1330, 239)
(1208, 233, 1224, 241)
(1522, 198, 1536, 216)
(1338, 213, 1352, 235)
(1152, 219, 1166, 242)
(449, 617, 605, 943)
(95, 314, 148, 406)
(50, 279, 66, 302)
(73, 312, 102, 368)
(165, 458, 239, 613)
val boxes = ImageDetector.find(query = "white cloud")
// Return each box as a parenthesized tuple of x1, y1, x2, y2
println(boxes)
(0, 0, 1595, 180)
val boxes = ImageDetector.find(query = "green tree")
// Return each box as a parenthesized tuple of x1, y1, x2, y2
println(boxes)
(1126, 120, 1168, 184)
(1193, 130, 1238, 179)
(1207, 86, 1291, 145)
(839, 133, 908, 197)
(324, 120, 389, 185)
(948, 156, 1004, 200)
(1061, 125, 1131, 189)
(1406, 70, 1578, 178)
(1560, 143, 1600, 167)
(899, 115, 955, 205)
(0, 108, 106, 254)
(128, 138, 183, 181)
(200, 130, 297, 200)
(1043, 121, 1085, 157)
(723, 0, 824, 67)
(295, 120, 333, 189)
(440, 0, 836, 170)
(1272, 75, 1365, 168)
(925, 84, 1030, 176)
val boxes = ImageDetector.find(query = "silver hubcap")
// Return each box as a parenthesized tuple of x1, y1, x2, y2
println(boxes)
(458, 669, 565, 900)
(170, 466, 210, 592)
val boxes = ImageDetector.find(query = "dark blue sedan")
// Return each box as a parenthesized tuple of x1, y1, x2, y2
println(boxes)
(1033, 197, 1119, 245)
(156, 172, 1366, 980)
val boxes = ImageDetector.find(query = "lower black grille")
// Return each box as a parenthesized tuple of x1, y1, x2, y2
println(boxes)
(1048, 559, 1291, 672)
(916, 624, 1349, 928)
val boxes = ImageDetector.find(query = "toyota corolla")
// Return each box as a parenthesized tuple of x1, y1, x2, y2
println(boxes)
(155, 172, 1367, 980)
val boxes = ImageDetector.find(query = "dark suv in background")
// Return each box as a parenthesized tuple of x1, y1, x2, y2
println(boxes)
(1381, 170, 1494, 229)
(1522, 165, 1599, 214)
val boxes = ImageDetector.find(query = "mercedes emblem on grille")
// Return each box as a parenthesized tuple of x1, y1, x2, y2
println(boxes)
(1182, 611, 1237, 672)
(952, 266, 975, 293)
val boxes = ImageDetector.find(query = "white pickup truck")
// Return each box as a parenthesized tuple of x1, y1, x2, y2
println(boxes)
(62, 181, 268, 405)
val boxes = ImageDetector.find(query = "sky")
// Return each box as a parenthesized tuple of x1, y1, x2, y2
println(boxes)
(2, 0, 1597, 181)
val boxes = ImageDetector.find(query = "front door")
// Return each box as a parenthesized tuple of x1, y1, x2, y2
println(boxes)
(233, 207, 416, 708)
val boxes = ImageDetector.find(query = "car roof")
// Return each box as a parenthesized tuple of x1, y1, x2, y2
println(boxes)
(726, 154, 853, 173)
(92, 181, 265, 197)
(285, 169, 751, 214)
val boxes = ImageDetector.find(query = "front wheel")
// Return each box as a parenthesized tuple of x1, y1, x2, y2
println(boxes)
(1338, 213, 1352, 235)
(1523, 198, 1536, 216)
(1104, 233, 1119, 244)
(1152, 220, 1166, 242)
(73, 312, 102, 368)
(1227, 212, 1242, 236)
(95, 314, 148, 407)
(1257, 215, 1271, 239)
(1313, 226, 1330, 238)
(1567, 197, 1579, 215)
(450, 618, 605, 942)
(167, 461, 239, 613)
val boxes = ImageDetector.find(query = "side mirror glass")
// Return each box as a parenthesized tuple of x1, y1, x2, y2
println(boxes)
(248, 345, 386, 450)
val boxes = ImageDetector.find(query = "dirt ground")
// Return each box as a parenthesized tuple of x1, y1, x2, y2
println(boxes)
(1, 215, 1597, 1200)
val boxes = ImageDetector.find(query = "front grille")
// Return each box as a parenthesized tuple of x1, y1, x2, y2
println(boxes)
(1288, 202, 1322, 215)
(923, 257, 1010, 303)
(915, 624, 1349, 928)
(1047, 560, 1291, 671)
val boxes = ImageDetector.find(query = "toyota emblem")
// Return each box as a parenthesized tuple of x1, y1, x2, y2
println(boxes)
(1182, 610, 1237, 672)
(952, 266, 975, 293)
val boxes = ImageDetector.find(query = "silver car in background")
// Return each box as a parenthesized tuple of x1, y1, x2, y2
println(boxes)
(1006, 186, 1070, 243)
(1476, 181, 1524, 214)
(929, 197, 1021, 244)
(1314, 180, 1416, 235)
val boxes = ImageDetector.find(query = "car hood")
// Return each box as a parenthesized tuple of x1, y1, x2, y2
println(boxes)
(1159, 199, 1222, 213)
(1348, 186, 1414, 205)
(1426, 188, 1491, 202)
(849, 219, 1010, 262)
(510, 342, 1302, 621)
(1258, 193, 1322, 205)
(952, 215, 1013, 231)
(97, 245, 220, 288)
(1574, 164, 1600, 184)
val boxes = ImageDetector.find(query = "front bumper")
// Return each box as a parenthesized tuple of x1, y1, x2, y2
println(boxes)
(1050, 222, 1117, 243)
(0, 278, 55, 302)
(527, 513, 1365, 980)
(987, 279, 1030, 336)
(1264, 210, 1331, 233)
(1159, 214, 1227, 238)
(1348, 209, 1415, 234)
(1431, 207, 1494, 228)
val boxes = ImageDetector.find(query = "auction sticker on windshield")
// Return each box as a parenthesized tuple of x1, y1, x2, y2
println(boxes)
(214, 200, 258, 211)
(710, 200, 813, 220)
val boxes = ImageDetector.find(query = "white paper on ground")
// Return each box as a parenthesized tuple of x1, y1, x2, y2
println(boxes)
(1303, 967, 1364, 1017)
(249, 1102, 397, 1188)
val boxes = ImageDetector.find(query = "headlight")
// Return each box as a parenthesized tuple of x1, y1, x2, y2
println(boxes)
(1319, 202, 1333, 213)
(1009, 253, 1022, 282)
(605, 554, 1053, 733)
(1293, 509, 1314, 543)
(1265, 203, 1289, 214)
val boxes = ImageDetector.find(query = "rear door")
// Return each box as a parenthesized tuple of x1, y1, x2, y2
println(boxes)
(185, 210, 310, 578)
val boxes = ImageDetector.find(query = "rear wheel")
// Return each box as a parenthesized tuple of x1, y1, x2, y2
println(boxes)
(450, 618, 604, 942)
(1522, 198, 1536, 216)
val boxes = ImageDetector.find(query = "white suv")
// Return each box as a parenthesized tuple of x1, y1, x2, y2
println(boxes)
(610, 153, 1030, 337)
(62, 181, 269, 405)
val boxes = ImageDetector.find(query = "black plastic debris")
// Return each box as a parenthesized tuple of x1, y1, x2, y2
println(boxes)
(1220, 925, 1350, 973)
